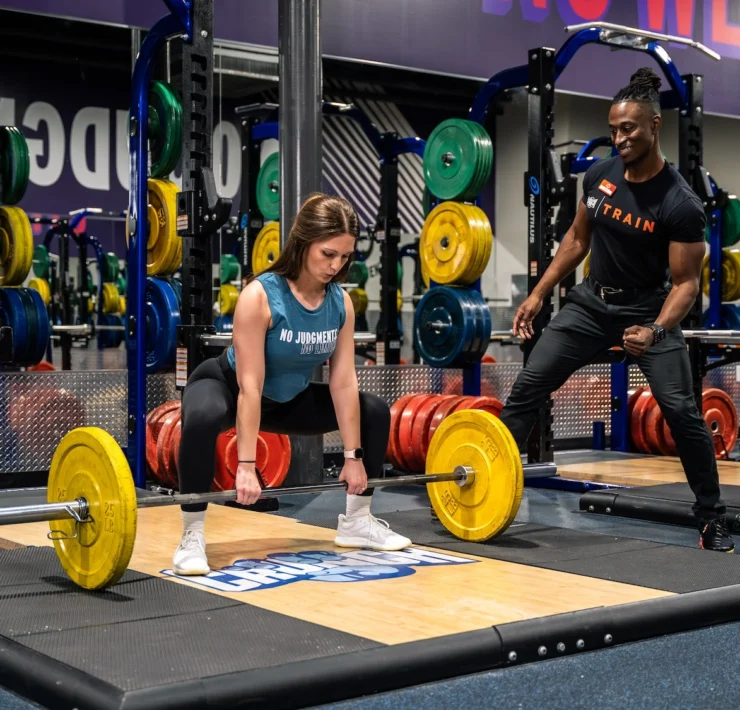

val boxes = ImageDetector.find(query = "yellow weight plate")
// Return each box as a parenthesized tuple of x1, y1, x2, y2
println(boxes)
(29, 278, 52, 306)
(349, 287, 368, 315)
(426, 409, 523, 542)
(102, 283, 120, 313)
(47, 427, 138, 590)
(218, 283, 239, 315)
(460, 204, 492, 283)
(119, 296, 127, 315)
(702, 251, 739, 302)
(253, 222, 280, 274)
(0, 206, 33, 286)
(159, 180, 182, 275)
(397, 290, 403, 312)
(143, 179, 179, 276)
(420, 201, 480, 285)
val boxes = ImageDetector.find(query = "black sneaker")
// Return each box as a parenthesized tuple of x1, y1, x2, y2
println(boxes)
(698, 518, 735, 552)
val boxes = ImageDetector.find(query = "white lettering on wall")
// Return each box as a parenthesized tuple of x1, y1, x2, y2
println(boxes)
(23, 102, 65, 188)
(213, 120, 240, 199)
(70, 107, 110, 191)
(116, 109, 130, 192)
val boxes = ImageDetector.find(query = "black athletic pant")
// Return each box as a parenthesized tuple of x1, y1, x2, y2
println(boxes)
(178, 352, 390, 512)
(499, 277, 725, 520)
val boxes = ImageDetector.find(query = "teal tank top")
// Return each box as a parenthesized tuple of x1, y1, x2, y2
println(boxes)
(226, 272, 346, 402)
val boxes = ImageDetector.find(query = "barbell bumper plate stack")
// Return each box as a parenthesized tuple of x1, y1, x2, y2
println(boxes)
(256, 152, 280, 221)
(723, 197, 740, 247)
(426, 409, 523, 542)
(220, 254, 240, 284)
(348, 261, 369, 288)
(32, 244, 50, 279)
(349, 288, 369, 315)
(29, 278, 52, 306)
(47, 427, 138, 591)
(253, 222, 280, 274)
(142, 277, 181, 373)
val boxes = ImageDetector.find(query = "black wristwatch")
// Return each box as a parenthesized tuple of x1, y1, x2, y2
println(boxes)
(344, 448, 364, 460)
(648, 323, 666, 344)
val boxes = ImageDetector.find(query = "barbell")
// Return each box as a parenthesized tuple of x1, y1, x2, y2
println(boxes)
(0, 409, 551, 591)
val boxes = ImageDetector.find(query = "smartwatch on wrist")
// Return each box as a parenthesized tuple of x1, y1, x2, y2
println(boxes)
(344, 448, 364, 460)
(648, 323, 666, 344)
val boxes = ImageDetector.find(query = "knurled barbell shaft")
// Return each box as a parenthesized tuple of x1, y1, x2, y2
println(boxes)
(0, 462, 557, 527)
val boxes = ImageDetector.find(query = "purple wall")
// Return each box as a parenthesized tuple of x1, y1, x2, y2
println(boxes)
(3, 0, 740, 115)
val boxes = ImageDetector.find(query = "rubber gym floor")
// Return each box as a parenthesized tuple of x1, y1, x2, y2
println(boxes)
(2, 449, 740, 709)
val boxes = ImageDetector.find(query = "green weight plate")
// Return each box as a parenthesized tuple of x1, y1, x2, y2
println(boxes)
(467, 121, 493, 201)
(0, 127, 30, 205)
(148, 81, 182, 179)
(33, 244, 50, 279)
(117, 274, 127, 295)
(397, 260, 403, 286)
(257, 152, 280, 221)
(103, 253, 119, 283)
(348, 261, 368, 287)
(723, 197, 740, 247)
(220, 254, 239, 284)
(423, 119, 481, 200)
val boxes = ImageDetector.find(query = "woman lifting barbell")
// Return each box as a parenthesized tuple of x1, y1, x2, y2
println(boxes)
(173, 193, 411, 576)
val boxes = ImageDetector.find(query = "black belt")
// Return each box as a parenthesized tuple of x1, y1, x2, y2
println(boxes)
(584, 276, 665, 305)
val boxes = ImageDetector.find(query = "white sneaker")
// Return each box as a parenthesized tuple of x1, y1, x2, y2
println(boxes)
(172, 529, 210, 576)
(334, 513, 412, 551)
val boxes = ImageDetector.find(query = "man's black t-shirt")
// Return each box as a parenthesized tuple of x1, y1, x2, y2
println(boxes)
(580, 156, 706, 289)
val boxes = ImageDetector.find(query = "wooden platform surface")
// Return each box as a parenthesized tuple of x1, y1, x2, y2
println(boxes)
(0, 504, 670, 645)
(559, 456, 740, 487)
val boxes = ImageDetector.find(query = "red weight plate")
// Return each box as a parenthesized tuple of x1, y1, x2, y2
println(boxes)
(661, 418, 678, 456)
(408, 394, 447, 472)
(168, 417, 182, 488)
(145, 419, 161, 483)
(630, 390, 654, 455)
(427, 395, 468, 458)
(456, 395, 504, 418)
(213, 428, 237, 491)
(225, 434, 270, 482)
(626, 386, 646, 452)
(644, 399, 671, 456)
(397, 394, 434, 472)
(28, 361, 55, 371)
(156, 409, 180, 488)
(702, 388, 739, 458)
(386, 394, 417, 467)
(481, 354, 497, 363)
(258, 432, 292, 487)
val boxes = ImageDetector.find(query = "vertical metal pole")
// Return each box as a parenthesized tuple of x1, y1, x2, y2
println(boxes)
(131, 29, 142, 73)
(59, 232, 72, 371)
(236, 116, 264, 283)
(524, 47, 556, 464)
(375, 135, 401, 366)
(278, 0, 322, 241)
(278, 0, 324, 486)
(679, 74, 704, 409)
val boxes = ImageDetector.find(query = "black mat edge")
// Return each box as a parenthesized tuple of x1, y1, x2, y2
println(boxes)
(11, 582, 735, 710)
(580, 489, 740, 531)
(0, 634, 124, 710)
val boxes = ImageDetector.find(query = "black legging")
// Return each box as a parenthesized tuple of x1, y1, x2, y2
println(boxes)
(177, 352, 390, 512)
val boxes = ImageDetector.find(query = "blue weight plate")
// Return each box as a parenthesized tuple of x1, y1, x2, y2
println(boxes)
(414, 286, 473, 367)
(145, 277, 181, 373)
(25, 287, 50, 365)
(168, 278, 182, 308)
(214, 315, 233, 333)
(97, 314, 113, 350)
(466, 289, 492, 360)
(454, 288, 484, 363)
(722, 304, 740, 330)
(0, 288, 28, 363)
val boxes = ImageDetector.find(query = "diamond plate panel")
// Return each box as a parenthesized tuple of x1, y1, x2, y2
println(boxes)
(322, 362, 612, 451)
(0, 372, 179, 473)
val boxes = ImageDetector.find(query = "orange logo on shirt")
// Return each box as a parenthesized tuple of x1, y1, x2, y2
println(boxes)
(602, 204, 655, 232)
(598, 179, 617, 197)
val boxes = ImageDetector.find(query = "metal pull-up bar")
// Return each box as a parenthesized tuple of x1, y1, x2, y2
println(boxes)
(564, 22, 721, 61)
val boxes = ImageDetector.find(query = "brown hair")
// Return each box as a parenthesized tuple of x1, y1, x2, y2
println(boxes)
(257, 193, 360, 282)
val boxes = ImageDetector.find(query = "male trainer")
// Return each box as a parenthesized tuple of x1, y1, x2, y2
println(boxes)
(499, 67, 733, 552)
